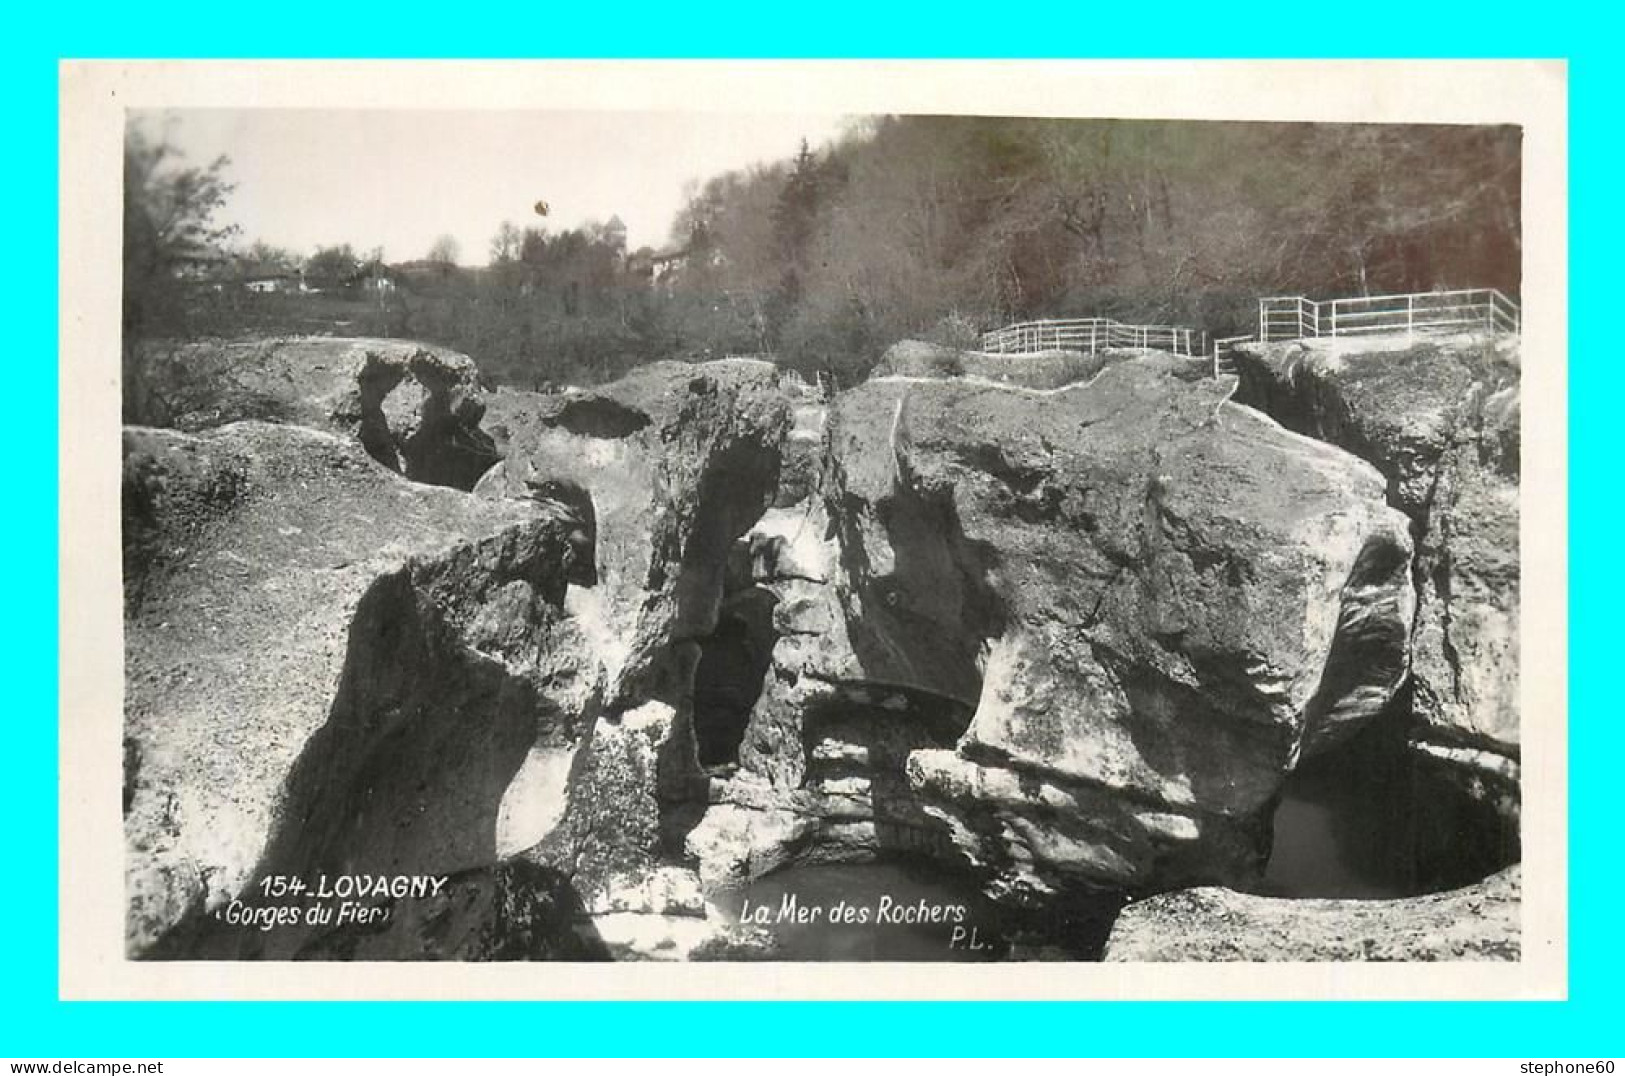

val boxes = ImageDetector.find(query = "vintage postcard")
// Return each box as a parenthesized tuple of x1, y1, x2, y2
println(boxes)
(58, 59, 1567, 1000)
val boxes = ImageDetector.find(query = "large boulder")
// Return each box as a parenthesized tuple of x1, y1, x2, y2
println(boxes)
(1233, 334, 1520, 834)
(824, 359, 1416, 899)
(1103, 865, 1520, 961)
(123, 422, 586, 958)
(128, 337, 500, 490)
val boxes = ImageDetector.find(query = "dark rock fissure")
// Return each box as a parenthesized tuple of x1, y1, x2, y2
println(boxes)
(693, 586, 780, 768)
(1232, 337, 1521, 898)
(523, 478, 599, 587)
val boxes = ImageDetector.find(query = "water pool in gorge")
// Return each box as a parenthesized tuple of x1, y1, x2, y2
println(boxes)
(1261, 788, 1412, 899)
(1256, 713, 1518, 900)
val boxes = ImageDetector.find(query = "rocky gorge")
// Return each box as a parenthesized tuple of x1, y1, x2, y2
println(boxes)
(122, 331, 1522, 962)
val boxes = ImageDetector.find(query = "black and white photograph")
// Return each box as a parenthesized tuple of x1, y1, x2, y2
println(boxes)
(60, 60, 1565, 996)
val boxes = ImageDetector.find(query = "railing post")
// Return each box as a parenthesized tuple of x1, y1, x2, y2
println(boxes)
(1407, 293, 1415, 339)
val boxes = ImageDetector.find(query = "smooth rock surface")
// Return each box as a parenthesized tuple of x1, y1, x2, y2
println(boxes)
(1103, 865, 1520, 961)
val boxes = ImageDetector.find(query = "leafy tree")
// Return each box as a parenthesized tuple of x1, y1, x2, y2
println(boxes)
(237, 241, 304, 274)
(660, 116, 1519, 380)
(123, 119, 239, 417)
(158, 115, 1519, 394)
(123, 124, 238, 276)
(304, 244, 361, 290)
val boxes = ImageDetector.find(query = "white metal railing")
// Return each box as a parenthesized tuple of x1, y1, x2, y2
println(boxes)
(981, 317, 1206, 357)
(1210, 335, 1255, 378)
(1258, 289, 1520, 343)
(977, 288, 1519, 381)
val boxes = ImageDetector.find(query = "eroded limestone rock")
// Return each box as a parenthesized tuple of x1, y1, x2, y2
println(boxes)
(128, 337, 500, 489)
(123, 422, 584, 957)
(1234, 334, 1520, 837)
(478, 362, 793, 920)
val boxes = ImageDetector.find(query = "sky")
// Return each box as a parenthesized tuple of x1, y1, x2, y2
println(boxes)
(137, 109, 858, 264)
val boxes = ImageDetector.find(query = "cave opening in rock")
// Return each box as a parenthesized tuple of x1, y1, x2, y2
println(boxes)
(692, 586, 779, 769)
(1260, 699, 1519, 899)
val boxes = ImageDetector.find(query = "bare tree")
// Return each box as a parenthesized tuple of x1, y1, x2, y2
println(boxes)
(427, 234, 462, 267)
(488, 221, 521, 265)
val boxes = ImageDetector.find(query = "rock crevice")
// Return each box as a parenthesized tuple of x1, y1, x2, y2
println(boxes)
(1233, 334, 1520, 855)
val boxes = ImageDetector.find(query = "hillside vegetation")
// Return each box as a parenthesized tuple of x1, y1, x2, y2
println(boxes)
(126, 117, 1520, 394)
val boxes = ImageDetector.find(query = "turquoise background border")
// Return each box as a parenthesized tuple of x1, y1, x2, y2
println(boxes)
(13, 3, 1612, 1057)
